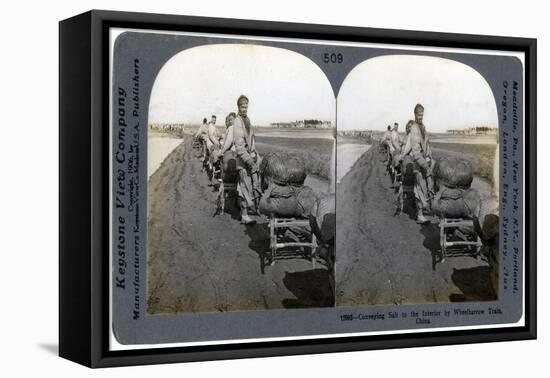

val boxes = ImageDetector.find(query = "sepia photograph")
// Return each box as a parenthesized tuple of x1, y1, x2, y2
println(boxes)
(146, 43, 337, 314)
(336, 55, 500, 306)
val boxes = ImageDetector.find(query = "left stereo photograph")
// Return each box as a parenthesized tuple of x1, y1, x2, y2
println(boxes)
(110, 27, 338, 345)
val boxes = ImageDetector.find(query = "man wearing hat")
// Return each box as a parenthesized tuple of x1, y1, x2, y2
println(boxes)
(231, 94, 261, 224)
(389, 122, 402, 186)
(195, 118, 211, 173)
(398, 104, 434, 224)
(382, 125, 392, 163)
(206, 115, 220, 148)
(390, 123, 401, 153)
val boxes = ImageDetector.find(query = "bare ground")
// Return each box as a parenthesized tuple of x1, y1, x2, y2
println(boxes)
(147, 138, 332, 314)
(335, 144, 497, 307)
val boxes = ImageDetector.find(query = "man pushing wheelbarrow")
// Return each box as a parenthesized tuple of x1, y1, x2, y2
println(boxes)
(216, 95, 262, 224)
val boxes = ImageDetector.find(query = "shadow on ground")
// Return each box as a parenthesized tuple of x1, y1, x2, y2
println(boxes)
(244, 222, 271, 273)
(282, 269, 334, 308)
(38, 343, 58, 356)
(420, 222, 443, 270)
(449, 266, 497, 302)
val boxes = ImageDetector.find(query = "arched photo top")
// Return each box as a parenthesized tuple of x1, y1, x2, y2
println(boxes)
(148, 43, 335, 125)
(337, 55, 498, 132)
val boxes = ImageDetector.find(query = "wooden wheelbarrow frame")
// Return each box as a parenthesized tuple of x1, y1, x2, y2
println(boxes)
(438, 217, 482, 263)
(267, 217, 317, 267)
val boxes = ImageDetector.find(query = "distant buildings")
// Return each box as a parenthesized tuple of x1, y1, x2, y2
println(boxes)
(269, 119, 332, 129)
(149, 123, 186, 135)
(337, 130, 373, 137)
(446, 126, 498, 135)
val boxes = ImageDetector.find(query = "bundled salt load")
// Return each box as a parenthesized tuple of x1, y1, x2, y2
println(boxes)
(296, 186, 318, 218)
(310, 194, 335, 244)
(258, 184, 318, 218)
(260, 152, 307, 186)
(432, 187, 481, 219)
(259, 184, 297, 217)
(434, 157, 474, 189)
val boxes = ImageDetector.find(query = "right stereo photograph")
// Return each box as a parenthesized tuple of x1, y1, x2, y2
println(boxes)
(336, 53, 507, 308)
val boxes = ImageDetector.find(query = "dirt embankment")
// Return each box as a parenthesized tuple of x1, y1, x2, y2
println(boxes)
(147, 137, 332, 314)
(336, 144, 496, 306)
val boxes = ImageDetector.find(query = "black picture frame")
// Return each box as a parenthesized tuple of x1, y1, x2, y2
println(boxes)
(59, 9, 537, 368)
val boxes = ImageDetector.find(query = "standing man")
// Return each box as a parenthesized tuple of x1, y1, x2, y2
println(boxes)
(194, 118, 209, 159)
(395, 120, 415, 214)
(204, 115, 223, 183)
(206, 115, 220, 148)
(382, 125, 392, 165)
(231, 95, 261, 224)
(389, 122, 402, 186)
(390, 123, 401, 153)
(219, 112, 236, 155)
(398, 104, 434, 224)
(206, 115, 221, 158)
(383, 125, 392, 143)
(218, 112, 237, 182)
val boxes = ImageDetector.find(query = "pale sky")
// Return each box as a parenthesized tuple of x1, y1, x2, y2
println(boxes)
(148, 44, 335, 125)
(337, 55, 498, 132)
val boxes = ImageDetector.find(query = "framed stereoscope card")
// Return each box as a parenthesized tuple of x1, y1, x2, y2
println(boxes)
(59, 10, 537, 368)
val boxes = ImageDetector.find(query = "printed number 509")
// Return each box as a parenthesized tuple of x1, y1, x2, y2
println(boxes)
(324, 53, 344, 64)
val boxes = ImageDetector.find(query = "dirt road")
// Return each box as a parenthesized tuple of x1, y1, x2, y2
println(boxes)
(147, 137, 332, 314)
(336, 144, 496, 306)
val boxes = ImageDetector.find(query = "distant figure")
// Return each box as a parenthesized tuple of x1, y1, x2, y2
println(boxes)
(390, 123, 401, 155)
(206, 115, 222, 151)
(195, 117, 208, 139)
(194, 118, 209, 158)
(200, 115, 221, 183)
(207, 115, 222, 147)
(398, 104, 434, 224)
(395, 120, 415, 213)
(382, 125, 391, 145)
(389, 122, 402, 185)
(220, 112, 236, 151)
(390, 121, 399, 143)
(382, 125, 392, 162)
(405, 119, 413, 135)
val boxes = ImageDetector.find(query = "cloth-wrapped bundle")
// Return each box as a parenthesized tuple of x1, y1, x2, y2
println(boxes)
(296, 185, 318, 218)
(259, 183, 318, 218)
(432, 187, 481, 219)
(433, 157, 474, 189)
(309, 194, 335, 246)
(260, 152, 307, 186)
